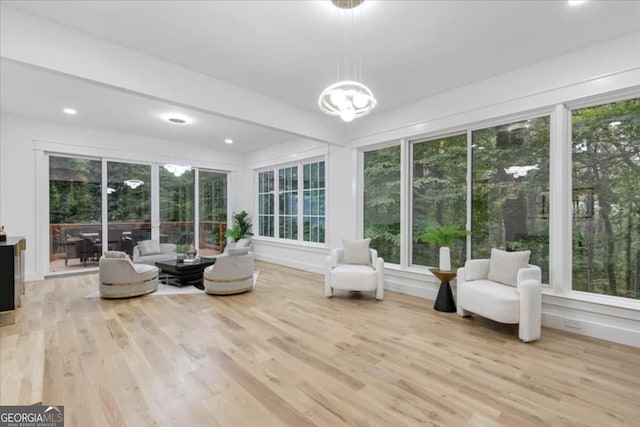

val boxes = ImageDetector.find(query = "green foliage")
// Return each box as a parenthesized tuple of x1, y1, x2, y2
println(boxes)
(571, 98, 640, 298)
(419, 225, 469, 247)
(174, 244, 190, 254)
(412, 134, 467, 267)
(224, 210, 253, 240)
(471, 116, 551, 283)
(363, 146, 401, 264)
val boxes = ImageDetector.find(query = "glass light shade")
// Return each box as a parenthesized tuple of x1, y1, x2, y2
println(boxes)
(319, 80, 377, 122)
(163, 164, 192, 177)
(352, 92, 369, 109)
(340, 105, 356, 122)
(123, 179, 144, 189)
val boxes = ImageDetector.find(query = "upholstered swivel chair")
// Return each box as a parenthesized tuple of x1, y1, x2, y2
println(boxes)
(456, 248, 542, 342)
(325, 239, 384, 301)
(99, 251, 159, 298)
(203, 247, 255, 295)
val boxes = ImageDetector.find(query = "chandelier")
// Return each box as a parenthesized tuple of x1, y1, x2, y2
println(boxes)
(318, 0, 377, 122)
(123, 179, 144, 189)
(163, 113, 192, 177)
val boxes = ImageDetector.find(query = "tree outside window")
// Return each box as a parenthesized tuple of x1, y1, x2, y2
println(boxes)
(572, 98, 640, 299)
(471, 116, 551, 284)
(363, 145, 401, 264)
(412, 134, 467, 268)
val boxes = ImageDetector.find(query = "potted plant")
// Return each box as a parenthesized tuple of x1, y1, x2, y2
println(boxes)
(174, 243, 189, 262)
(419, 225, 469, 271)
(224, 210, 253, 242)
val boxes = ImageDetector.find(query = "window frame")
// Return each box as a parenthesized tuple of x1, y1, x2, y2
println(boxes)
(565, 93, 640, 304)
(255, 157, 327, 246)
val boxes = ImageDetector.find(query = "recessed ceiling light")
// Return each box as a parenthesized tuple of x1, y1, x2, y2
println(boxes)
(568, 0, 586, 6)
(225, 139, 233, 144)
(63, 108, 77, 115)
(161, 113, 191, 125)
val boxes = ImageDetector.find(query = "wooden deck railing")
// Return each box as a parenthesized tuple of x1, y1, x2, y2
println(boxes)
(49, 220, 226, 260)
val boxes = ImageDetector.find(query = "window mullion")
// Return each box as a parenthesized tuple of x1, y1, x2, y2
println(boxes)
(400, 139, 410, 269)
(274, 168, 280, 239)
(551, 104, 571, 294)
(298, 164, 303, 242)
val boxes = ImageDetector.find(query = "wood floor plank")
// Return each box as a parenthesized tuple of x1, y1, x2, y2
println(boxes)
(1, 261, 639, 426)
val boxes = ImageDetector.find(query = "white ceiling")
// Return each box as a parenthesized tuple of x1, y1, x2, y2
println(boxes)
(0, 61, 298, 152)
(1, 0, 639, 151)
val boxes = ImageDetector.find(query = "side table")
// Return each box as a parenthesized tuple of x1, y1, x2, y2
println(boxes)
(429, 268, 457, 312)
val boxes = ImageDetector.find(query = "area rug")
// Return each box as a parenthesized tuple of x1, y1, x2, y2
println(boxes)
(84, 271, 260, 298)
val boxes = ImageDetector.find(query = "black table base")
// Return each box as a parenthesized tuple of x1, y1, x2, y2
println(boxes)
(434, 281, 457, 312)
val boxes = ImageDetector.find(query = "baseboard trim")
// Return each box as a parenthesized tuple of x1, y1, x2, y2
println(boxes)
(542, 312, 640, 347)
(255, 254, 325, 274)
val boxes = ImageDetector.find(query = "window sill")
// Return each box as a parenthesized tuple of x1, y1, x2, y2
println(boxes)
(252, 237, 328, 252)
(543, 289, 640, 311)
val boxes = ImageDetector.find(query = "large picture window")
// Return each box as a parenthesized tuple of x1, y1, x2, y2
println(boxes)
(472, 116, 550, 283)
(412, 134, 467, 268)
(572, 98, 640, 299)
(363, 145, 401, 264)
(257, 160, 325, 243)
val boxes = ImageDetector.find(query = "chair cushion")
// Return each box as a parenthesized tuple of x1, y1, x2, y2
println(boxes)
(236, 238, 251, 249)
(133, 263, 159, 281)
(458, 279, 520, 323)
(331, 264, 377, 291)
(343, 238, 371, 265)
(229, 247, 250, 256)
(104, 250, 128, 258)
(487, 248, 530, 287)
(138, 240, 162, 256)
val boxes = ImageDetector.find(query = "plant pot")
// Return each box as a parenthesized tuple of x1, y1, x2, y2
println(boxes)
(176, 253, 186, 262)
(439, 247, 451, 271)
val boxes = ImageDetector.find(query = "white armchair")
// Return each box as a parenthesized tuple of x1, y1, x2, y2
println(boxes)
(325, 239, 384, 301)
(456, 249, 542, 342)
(99, 251, 159, 298)
(203, 248, 255, 295)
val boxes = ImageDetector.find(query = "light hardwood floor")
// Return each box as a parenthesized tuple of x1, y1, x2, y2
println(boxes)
(1, 261, 639, 426)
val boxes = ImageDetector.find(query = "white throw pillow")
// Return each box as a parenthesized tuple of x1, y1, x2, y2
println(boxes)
(229, 247, 250, 256)
(487, 248, 531, 287)
(138, 240, 161, 256)
(236, 238, 251, 249)
(343, 238, 371, 265)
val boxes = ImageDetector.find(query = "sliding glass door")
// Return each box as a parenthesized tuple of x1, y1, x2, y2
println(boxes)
(198, 170, 227, 256)
(49, 156, 102, 272)
(48, 155, 227, 273)
(159, 167, 195, 251)
(107, 161, 152, 256)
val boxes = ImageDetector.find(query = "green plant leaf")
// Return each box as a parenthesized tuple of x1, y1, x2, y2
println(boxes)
(418, 225, 469, 246)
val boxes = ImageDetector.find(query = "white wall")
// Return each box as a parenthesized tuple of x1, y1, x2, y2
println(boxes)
(0, 113, 243, 280)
